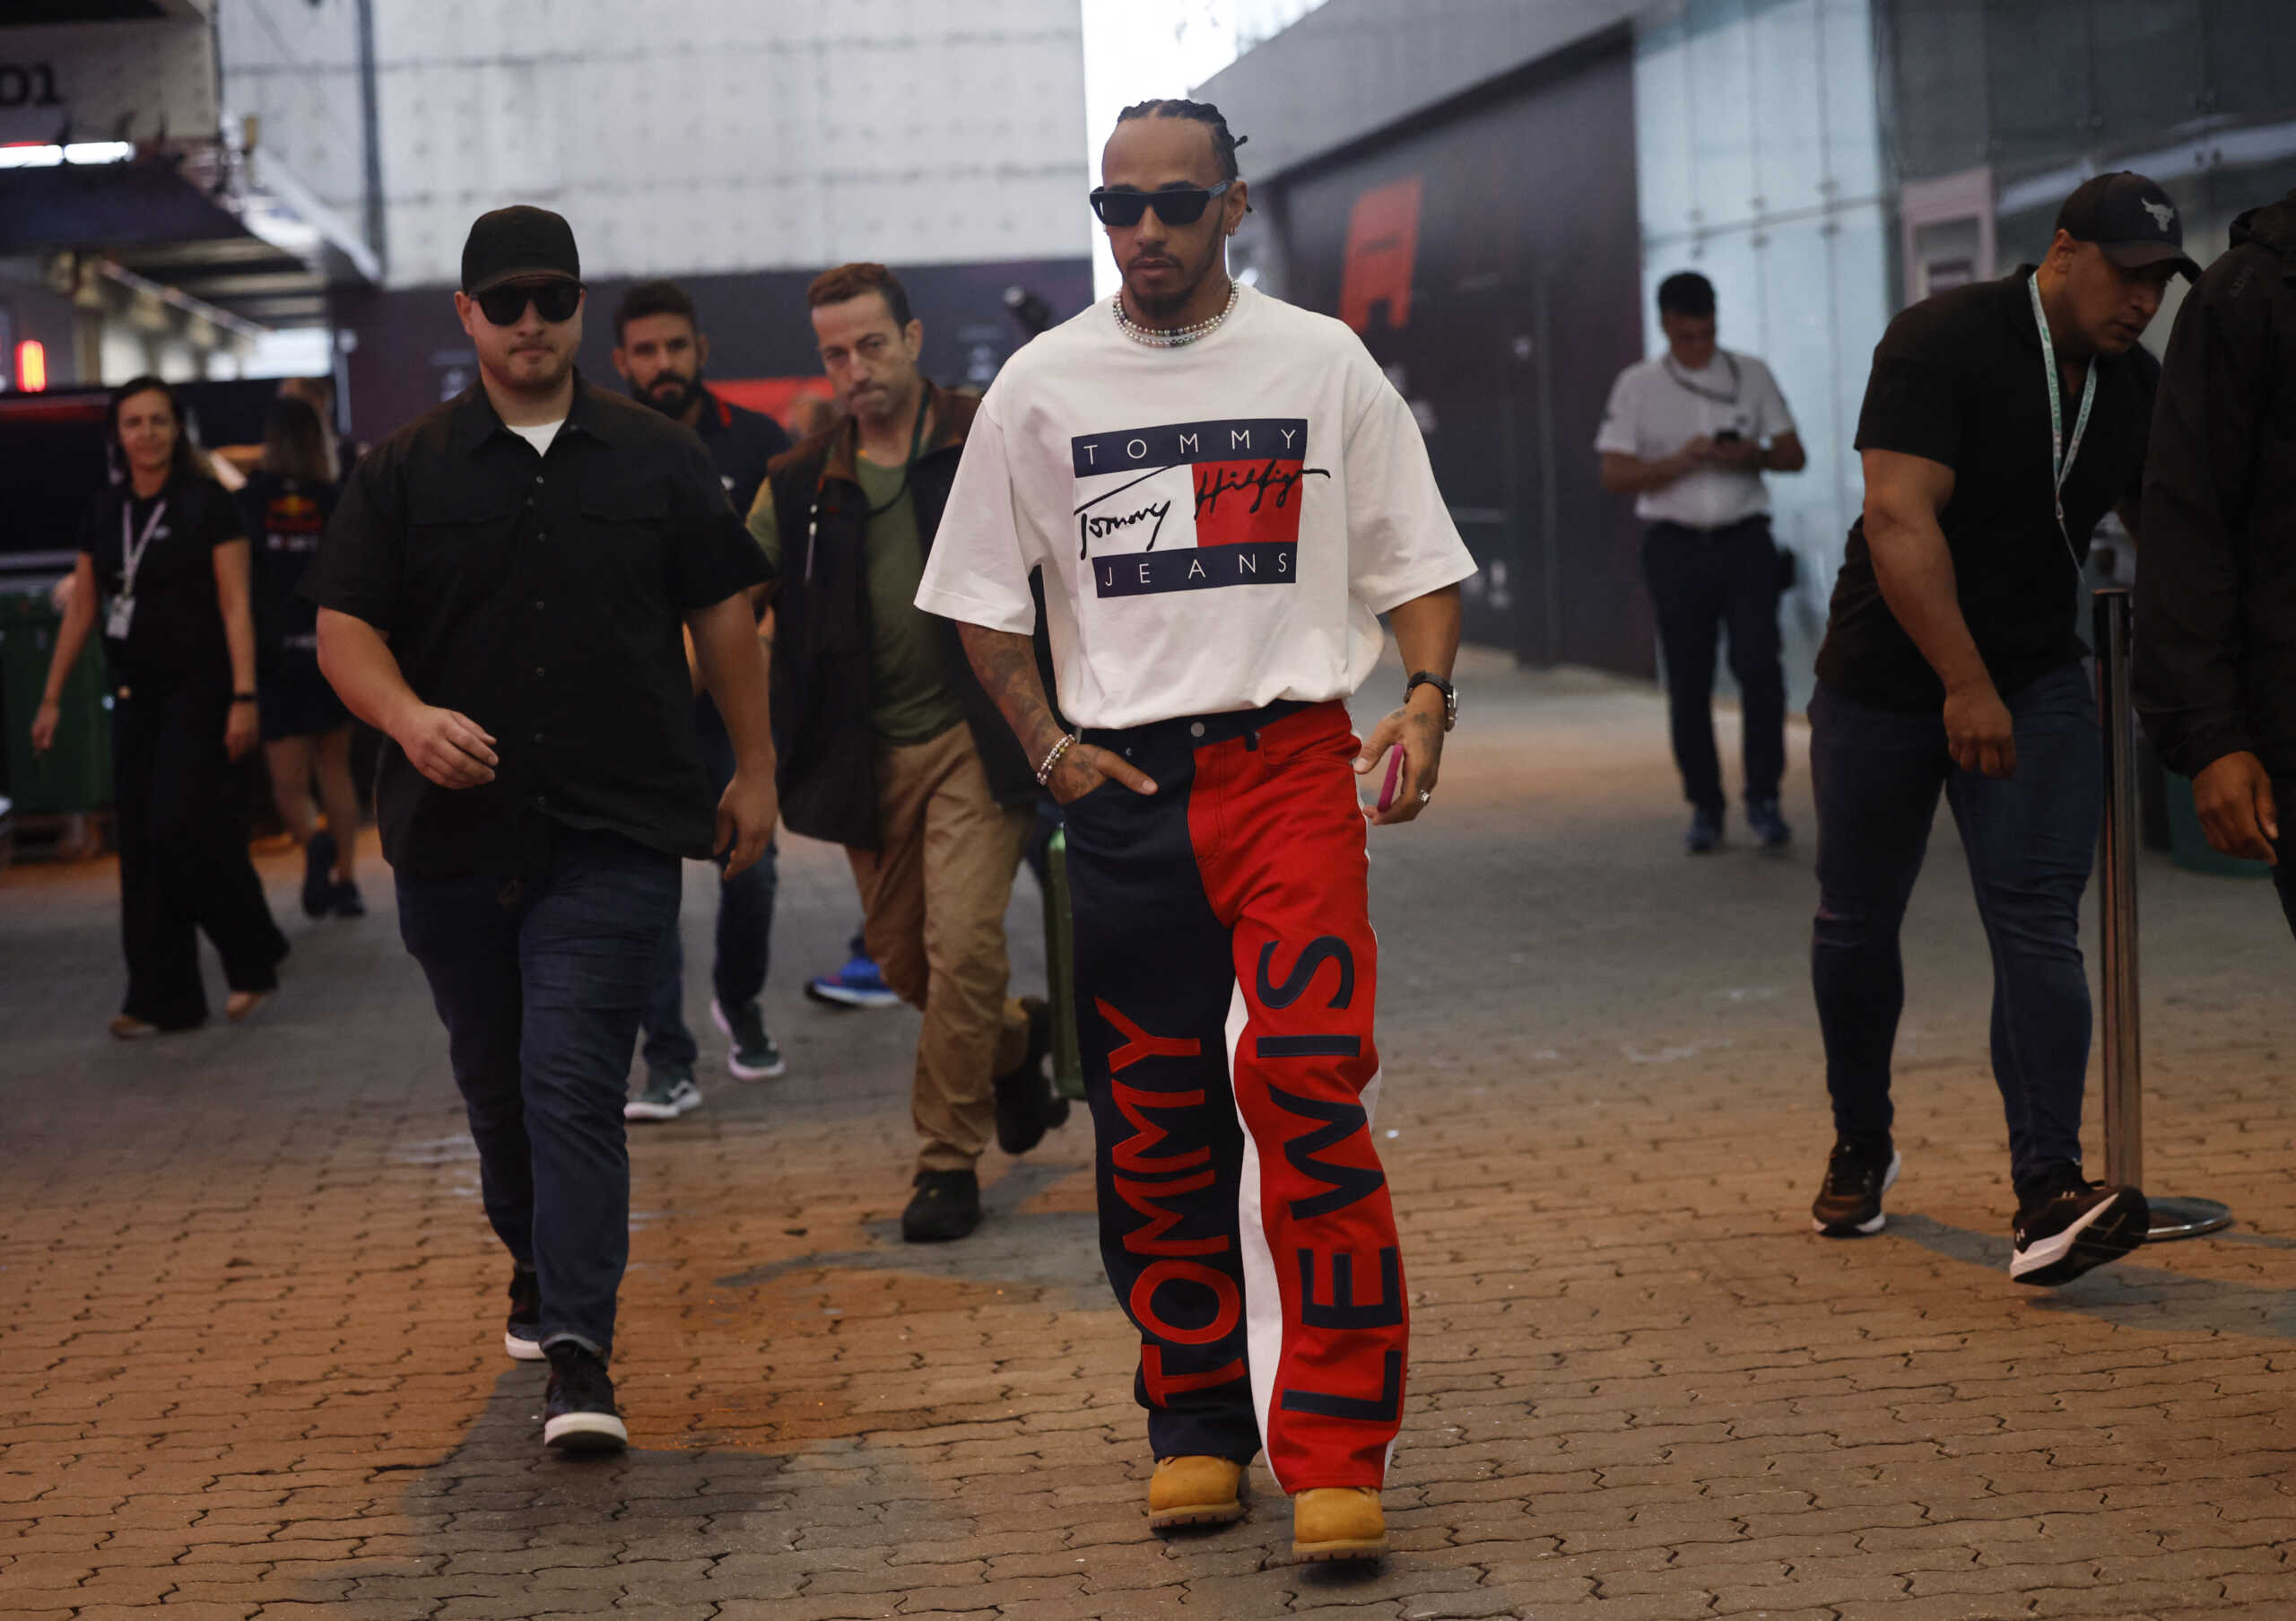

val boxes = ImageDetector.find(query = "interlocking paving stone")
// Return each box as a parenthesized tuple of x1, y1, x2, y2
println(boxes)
(12, 651, 2296, 1617)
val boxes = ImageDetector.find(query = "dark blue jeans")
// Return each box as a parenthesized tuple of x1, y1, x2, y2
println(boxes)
(396, 825, 680, 1357)
(1642, 517, 1787, 814)
(1809, 663, 2100, 1196)
(639, 698, 778, 1071)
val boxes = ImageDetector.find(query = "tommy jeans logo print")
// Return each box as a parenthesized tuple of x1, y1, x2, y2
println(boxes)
(1070, 418, 1330, 598)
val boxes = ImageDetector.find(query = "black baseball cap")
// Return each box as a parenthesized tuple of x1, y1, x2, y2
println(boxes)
(461, 205, 581, 295)
(2056, 172, 2201, 279)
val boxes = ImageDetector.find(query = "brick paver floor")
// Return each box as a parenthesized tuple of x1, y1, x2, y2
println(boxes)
(8, 647, 2296, 1619)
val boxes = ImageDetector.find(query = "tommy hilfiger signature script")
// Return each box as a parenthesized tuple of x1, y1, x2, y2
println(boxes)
(1074, 458, 1331, 557)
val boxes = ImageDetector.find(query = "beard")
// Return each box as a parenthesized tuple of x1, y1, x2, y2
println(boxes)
(639, 370, 702, 418)
(1126, 233, 1224, 322)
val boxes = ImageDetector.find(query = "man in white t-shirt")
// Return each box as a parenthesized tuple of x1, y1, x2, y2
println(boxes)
(917, 99, 1475, 1565)
(1596, 271, 1805, 853)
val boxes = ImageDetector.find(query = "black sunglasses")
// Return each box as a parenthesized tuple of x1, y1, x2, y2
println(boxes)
(1089, 180, 1233, 229)
(474, 279, 584, 327)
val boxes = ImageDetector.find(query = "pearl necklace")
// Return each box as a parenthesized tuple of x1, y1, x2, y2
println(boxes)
(1112, 281, 1241, 348)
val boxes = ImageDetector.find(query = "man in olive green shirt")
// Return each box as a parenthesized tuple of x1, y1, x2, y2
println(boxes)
(746, 263, 1058, 1244)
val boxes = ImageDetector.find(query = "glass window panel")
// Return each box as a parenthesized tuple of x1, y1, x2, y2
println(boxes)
(1819, 0, 1884, 196)
(1748, 0, 1827, 214)
(1685, 0, 1761, 234)
(1635, 11, 1699, 246)
(2092, 0, 2207, 144)
(1885, 0, 1991, 183)
(2205, 0, 2296, 120)
(1983, 0, 2092, 170)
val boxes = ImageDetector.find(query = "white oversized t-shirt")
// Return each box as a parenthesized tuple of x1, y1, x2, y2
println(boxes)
(1594, 348, 1796, 529)
(916, 285, 1476, 732)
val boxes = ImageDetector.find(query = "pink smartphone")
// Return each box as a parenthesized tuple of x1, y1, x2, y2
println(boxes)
(1375, 744, 1407, 813)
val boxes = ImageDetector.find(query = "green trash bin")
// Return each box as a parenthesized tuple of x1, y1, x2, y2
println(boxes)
(0, 590, 112, 815)
(2163, 769, 2272, 879)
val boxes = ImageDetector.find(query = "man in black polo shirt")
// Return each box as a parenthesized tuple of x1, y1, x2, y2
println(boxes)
(1805, 173, 2192, 1284)
(611, 280, 792, 1118)
(308, 207, 776, 1452)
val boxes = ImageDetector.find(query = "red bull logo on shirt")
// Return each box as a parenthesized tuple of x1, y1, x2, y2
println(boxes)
(1071, 417, 1328, 597)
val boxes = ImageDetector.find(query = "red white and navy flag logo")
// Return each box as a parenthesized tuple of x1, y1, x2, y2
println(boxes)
(1071, 417, 1329, 597)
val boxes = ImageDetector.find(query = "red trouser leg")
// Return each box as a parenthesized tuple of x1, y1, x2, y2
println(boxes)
(1191, 702, 1408, 1492)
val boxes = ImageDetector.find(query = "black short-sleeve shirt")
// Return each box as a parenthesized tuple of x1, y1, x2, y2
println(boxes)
(301, 374, 770, 880)
(1816, 267, 2158, 710)
(693, 390, 791, 523)
(80, 472, 245, 693)
(237, 470, 341, 661)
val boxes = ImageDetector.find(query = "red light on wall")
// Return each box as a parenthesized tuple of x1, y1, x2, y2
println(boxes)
(14, 340, 47, 392)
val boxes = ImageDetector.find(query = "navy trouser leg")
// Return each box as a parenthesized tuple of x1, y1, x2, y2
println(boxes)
(639, 894, 699, 1073)
(1066, 747, 1261, 1468)
(400, 829, 677, 1357)
(397, 872, 536, 1272)
(697, 705, 776, 1012)
(1810, 682, 1950, 1146)
(1944, 665, 2100, 1193)
(1720, 522, 1787, 804)
(1642, 525, 1726, 815)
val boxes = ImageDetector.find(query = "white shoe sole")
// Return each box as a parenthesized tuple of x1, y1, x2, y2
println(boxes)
(543, 1410, 628, 1451)
(504, 1330, 546, 1363)
(1812, 1150, 1901, 1235)
(711, 999, 787, 1080)
(805, 980, 900, 1009)
(624, 1088, 701, 1121)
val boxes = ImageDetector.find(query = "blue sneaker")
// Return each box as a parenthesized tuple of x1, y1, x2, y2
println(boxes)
(1686, 806, 1723, 855)
(1745, 797, 1792, 850)
(805, 953, 900, 1009)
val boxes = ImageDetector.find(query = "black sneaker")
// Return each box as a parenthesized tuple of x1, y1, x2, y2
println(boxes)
(1686, 807, 1723, 854)
(2011, 1165, 2148, 1285)
(992, 997, 1065, 1155)
(504, 1267, 544, 1362)
(902, 1169, 982, 1243)
(328, 881, 366, 919)
(1746, 797, 1792, 850)
(542, 1341, 628, 1452)
(1811, 1137, 1900, 1236)
(301, 829, 338, 919)
(711, 996, 787, 1080)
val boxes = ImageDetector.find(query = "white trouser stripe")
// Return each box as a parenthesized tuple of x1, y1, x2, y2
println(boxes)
(1224, 978, 1287, 1490)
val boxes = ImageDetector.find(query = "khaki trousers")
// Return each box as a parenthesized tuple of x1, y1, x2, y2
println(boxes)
(847, 723, 1035, 1173)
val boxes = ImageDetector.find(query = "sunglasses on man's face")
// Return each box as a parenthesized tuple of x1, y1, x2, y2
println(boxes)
(1089, 180, 1233, 229)
(474, 280, 584, 327)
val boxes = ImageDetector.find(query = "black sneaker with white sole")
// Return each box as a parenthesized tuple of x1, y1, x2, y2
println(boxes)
(504, 1266, 544, 1362)
(2011, 1165, 2148, 1285)
(1811, 1137, 1900, 1236)
(711, 997, 786, 1080)
(625, 1064, 702, 1121)
(542, 1341, 628, 1452)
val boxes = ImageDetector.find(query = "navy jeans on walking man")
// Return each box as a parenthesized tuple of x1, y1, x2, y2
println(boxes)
(397, 826, 680, 1358)
(1642, 516, 1787, 815)
(1809, 662, 2100, 1196)
(639, 698, 777, 1072)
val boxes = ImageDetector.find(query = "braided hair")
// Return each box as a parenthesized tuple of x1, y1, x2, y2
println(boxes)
(1114, 98, 1249, 183)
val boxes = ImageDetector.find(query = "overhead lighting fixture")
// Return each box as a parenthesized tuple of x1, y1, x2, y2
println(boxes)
(15, 340, 48, 393)
(0, 142, 135, 170)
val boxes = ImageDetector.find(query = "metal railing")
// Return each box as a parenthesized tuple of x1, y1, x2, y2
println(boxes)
(2094, 587, 2231, 1241)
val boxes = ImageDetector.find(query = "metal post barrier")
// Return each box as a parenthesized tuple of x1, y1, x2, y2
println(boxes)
(2094, 587, 2231, 1241)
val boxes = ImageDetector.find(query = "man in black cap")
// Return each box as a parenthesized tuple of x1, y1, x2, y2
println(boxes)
(308, 206, 778, 1453)
(2135, 187, 2296, 914)
(1804, 172, 2192, 1281)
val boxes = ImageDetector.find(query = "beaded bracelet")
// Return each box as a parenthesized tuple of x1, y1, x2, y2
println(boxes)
(1036, 733, 1078, 786)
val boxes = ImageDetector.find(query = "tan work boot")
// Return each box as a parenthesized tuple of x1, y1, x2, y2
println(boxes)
(1292, 1486, 1387, 1561)
(1146, 1455, 1247, 1531)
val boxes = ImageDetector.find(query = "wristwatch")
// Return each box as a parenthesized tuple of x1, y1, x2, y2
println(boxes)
(1405, 670, 1457, 731)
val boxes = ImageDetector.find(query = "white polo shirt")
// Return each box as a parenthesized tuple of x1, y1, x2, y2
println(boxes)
(1595, 347, 1796, 530)
(917, 284, 1475, 732)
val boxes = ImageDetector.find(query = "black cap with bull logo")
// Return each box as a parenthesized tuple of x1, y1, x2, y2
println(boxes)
(2056, 171, 2202, 280)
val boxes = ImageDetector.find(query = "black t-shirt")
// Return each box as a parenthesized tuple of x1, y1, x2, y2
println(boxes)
(1816, 268, 2158, 710)
(693, 390, 791, 522)
(300, 376, 770, 880)
(79, 473, 245, 691)
(237, 471, 342, 663)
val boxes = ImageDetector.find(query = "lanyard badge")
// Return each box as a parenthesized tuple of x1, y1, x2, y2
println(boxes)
(108, 496, 168, 640)
(2028, 274, 2094, 574)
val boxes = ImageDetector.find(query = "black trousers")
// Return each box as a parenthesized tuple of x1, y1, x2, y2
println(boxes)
(1641, 517, 1787, 814)
(112, 683, 288, 1028)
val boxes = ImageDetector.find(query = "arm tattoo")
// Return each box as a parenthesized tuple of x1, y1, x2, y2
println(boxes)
(957, 623, 1065, 762)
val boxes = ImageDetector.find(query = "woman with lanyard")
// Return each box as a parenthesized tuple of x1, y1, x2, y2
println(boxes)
(238, 393, 364, 920)
(30, 376, 289, 1036)
(1799, 171, 2190, 1282)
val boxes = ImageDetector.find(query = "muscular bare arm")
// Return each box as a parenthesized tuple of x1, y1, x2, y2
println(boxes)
(1860, 448, 2014, 778)
(954, 623, 1156, 802)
